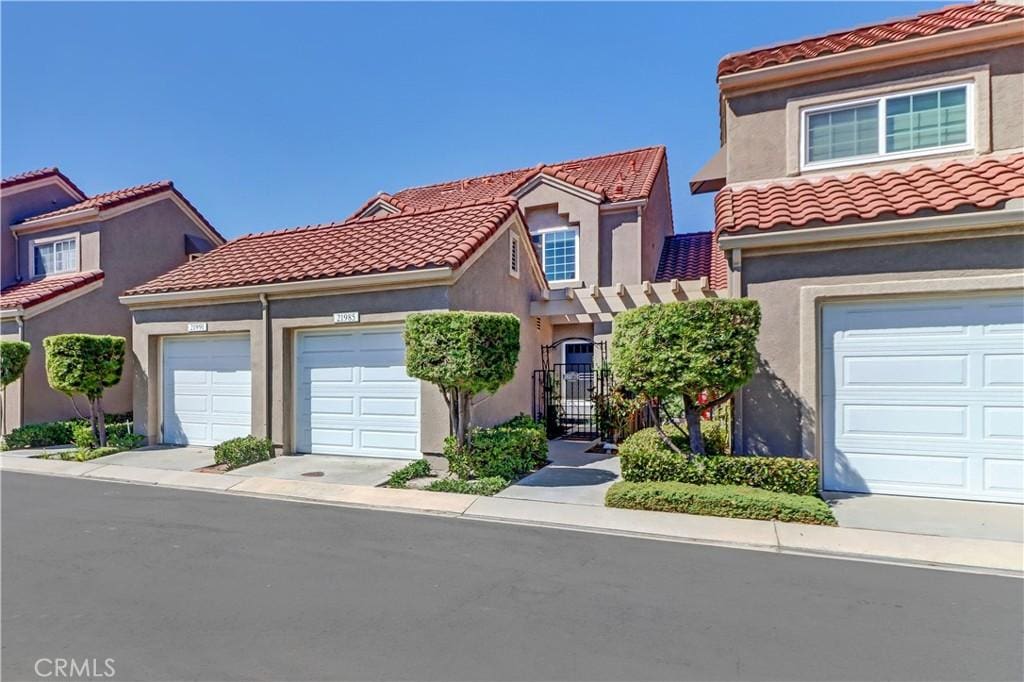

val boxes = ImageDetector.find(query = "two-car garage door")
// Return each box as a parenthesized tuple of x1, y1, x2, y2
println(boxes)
(823, 294, 1024, 503)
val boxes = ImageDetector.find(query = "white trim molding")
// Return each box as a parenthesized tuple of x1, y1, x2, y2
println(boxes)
(512, 173, 604, 204)
(27, 233, 81, 279)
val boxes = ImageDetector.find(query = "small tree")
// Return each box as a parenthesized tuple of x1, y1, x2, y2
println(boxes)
(612, 299, 761, 456)
(44, 334, 125, 447)
(1, 340, 31, 434)
(405, 312, 520, 447)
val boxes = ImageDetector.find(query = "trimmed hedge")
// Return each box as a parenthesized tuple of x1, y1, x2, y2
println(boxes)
(214, 436, 274, 470)
(1, 340, 31, 388)
(444, 414, 547, 480)
(606, 481, 837, 525)
(2, 413, 133, 450)
(425, 477, 508, 496)
(619, 428, 819, 496)
(386, 459, 432, 488)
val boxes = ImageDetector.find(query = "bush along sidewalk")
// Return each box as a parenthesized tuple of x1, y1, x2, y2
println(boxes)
(385, 459, 432, 488)
(214, 436, 274, 470)
(1, 412, 134, 450)
(606, 481, 837, 526)
(618, 428, 819, 496)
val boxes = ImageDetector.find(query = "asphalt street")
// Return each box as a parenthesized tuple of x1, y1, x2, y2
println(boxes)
(3, 472, 1021, 681)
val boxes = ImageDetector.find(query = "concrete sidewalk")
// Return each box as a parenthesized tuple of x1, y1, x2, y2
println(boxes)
(2, 455, 1020, 576)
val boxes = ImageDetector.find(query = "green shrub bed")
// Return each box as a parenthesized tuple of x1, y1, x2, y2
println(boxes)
(2, 412, 134, 450)
(606, 481, 836, 525)
(425, 477, 508, 496)
(386, 459, 432, 488)
(619, 428, 819, 496)
(444, 414, 547, 480)
(214, 436, 274, 470)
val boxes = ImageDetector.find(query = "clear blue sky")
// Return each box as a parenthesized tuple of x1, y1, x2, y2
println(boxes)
(2, 1, 941, 239)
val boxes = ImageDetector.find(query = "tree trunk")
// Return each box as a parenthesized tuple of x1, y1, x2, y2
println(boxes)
(683, 394, 704, 455)
(651, 400, 686, 457)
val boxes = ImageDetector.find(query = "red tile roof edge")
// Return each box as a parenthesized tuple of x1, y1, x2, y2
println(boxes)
(718, 1, 1024, 77)
(0, 270, 105, 310)
(0, 166, 87, 198)
(714, 152, 1024, 234)
(122, 199, 523, 297)
(18, 180, 225, 244)
(393, 145, 666, 204)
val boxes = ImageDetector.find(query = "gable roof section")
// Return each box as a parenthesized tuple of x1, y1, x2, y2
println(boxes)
(387, 146, 666, 211)
(0, 270, 104, 311)
(125, 200, 520, 296)
(1, 167, 87, 198)
(654, 232, 729, 291)
(718, 1, 1024, 77)
(17, 179, 225, 244)
(714, 153, 1024, 234)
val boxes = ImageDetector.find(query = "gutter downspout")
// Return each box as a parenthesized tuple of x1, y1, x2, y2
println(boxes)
(13, 232, 20, 282)
(259, 294, 273, 448)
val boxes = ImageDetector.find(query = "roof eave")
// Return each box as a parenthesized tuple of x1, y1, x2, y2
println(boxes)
(718, 20, 1024, 95)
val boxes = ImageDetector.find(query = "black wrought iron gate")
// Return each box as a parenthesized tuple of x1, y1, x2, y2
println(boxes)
(533, 339, 610, 440)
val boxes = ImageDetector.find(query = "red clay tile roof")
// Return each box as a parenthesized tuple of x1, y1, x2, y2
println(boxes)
(384, 146, 666, 212)
(1, 167, 86, 197)
(125, 200, 520, 296)
(715, 153, 1024, 234)
(0, 270, 104, 311)
(654, 232, 730, 292)
(19, 180, 225, 244)
(718, 1, 1024, 77)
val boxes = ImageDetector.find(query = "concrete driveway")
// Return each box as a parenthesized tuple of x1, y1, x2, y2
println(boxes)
(497, 439, 619, 506)
(89, 445, 216, 471)
(231, 454, 408, 486)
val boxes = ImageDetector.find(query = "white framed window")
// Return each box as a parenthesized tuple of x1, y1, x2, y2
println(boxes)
(801, 82, 973, 171)
(31, 236, 79, 277)
(509, 231, 521, 278)
(531, 226, 579, 284)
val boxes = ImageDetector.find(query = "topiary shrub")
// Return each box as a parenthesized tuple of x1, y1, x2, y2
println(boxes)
(405, 312, 520, 447)
(1, 340, 30, 434)
(606, 481, 836, 525)
(214, 436, 273, 470)
(44, 334, 125, 447)
(618, 428, 819, 496)
(612, 299, 760, 455)
(444, 414, 547, 480)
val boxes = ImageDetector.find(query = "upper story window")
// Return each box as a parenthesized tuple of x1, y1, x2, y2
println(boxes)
(802, 83, 972, 170)
(32, 237, 78, 277)
(531, 226, 578, 284)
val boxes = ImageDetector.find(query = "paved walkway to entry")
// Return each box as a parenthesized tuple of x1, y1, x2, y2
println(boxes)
(497, 439, 619, 506)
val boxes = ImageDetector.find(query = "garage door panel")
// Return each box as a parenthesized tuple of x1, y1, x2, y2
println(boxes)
(832, 451, 968, 489)
(823, 295, 1023, 503)
(843, 354, 967, 386)
(162, 336, 252, 447)
(984, 354, 1024, 386)
(842, 404, 966, 438)
(296, 329, 420, 459)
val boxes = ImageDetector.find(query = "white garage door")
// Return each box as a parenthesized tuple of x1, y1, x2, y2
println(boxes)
(823, 295, 1024, 503)
(295, 328, 420, 459)
(162, 335, 252, 446)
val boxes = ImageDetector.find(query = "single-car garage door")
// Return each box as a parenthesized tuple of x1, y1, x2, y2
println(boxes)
(295, 328, 420, 459)
(162, 335, 252, 446)
(823, 294, 1023, 503)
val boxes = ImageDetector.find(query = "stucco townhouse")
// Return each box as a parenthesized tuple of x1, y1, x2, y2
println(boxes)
(689, 0, 1024, 503)
(0, 168, 224, 429)
(119, 146, 722, 458)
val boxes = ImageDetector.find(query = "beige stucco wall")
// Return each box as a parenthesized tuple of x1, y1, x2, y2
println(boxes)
(2, 182, 81, 288)
(519, 185, 600, 288)
(736, 231, 1024, 459)
(725, 45, 1024, 183)
(7, 198, 217, 430)
(639, 162, 675, 281)
(127, 221, 550, 456)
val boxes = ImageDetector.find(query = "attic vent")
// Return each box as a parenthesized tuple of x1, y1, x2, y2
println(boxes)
(535, 317, 541, 331)
(509, 232, 521, 278)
